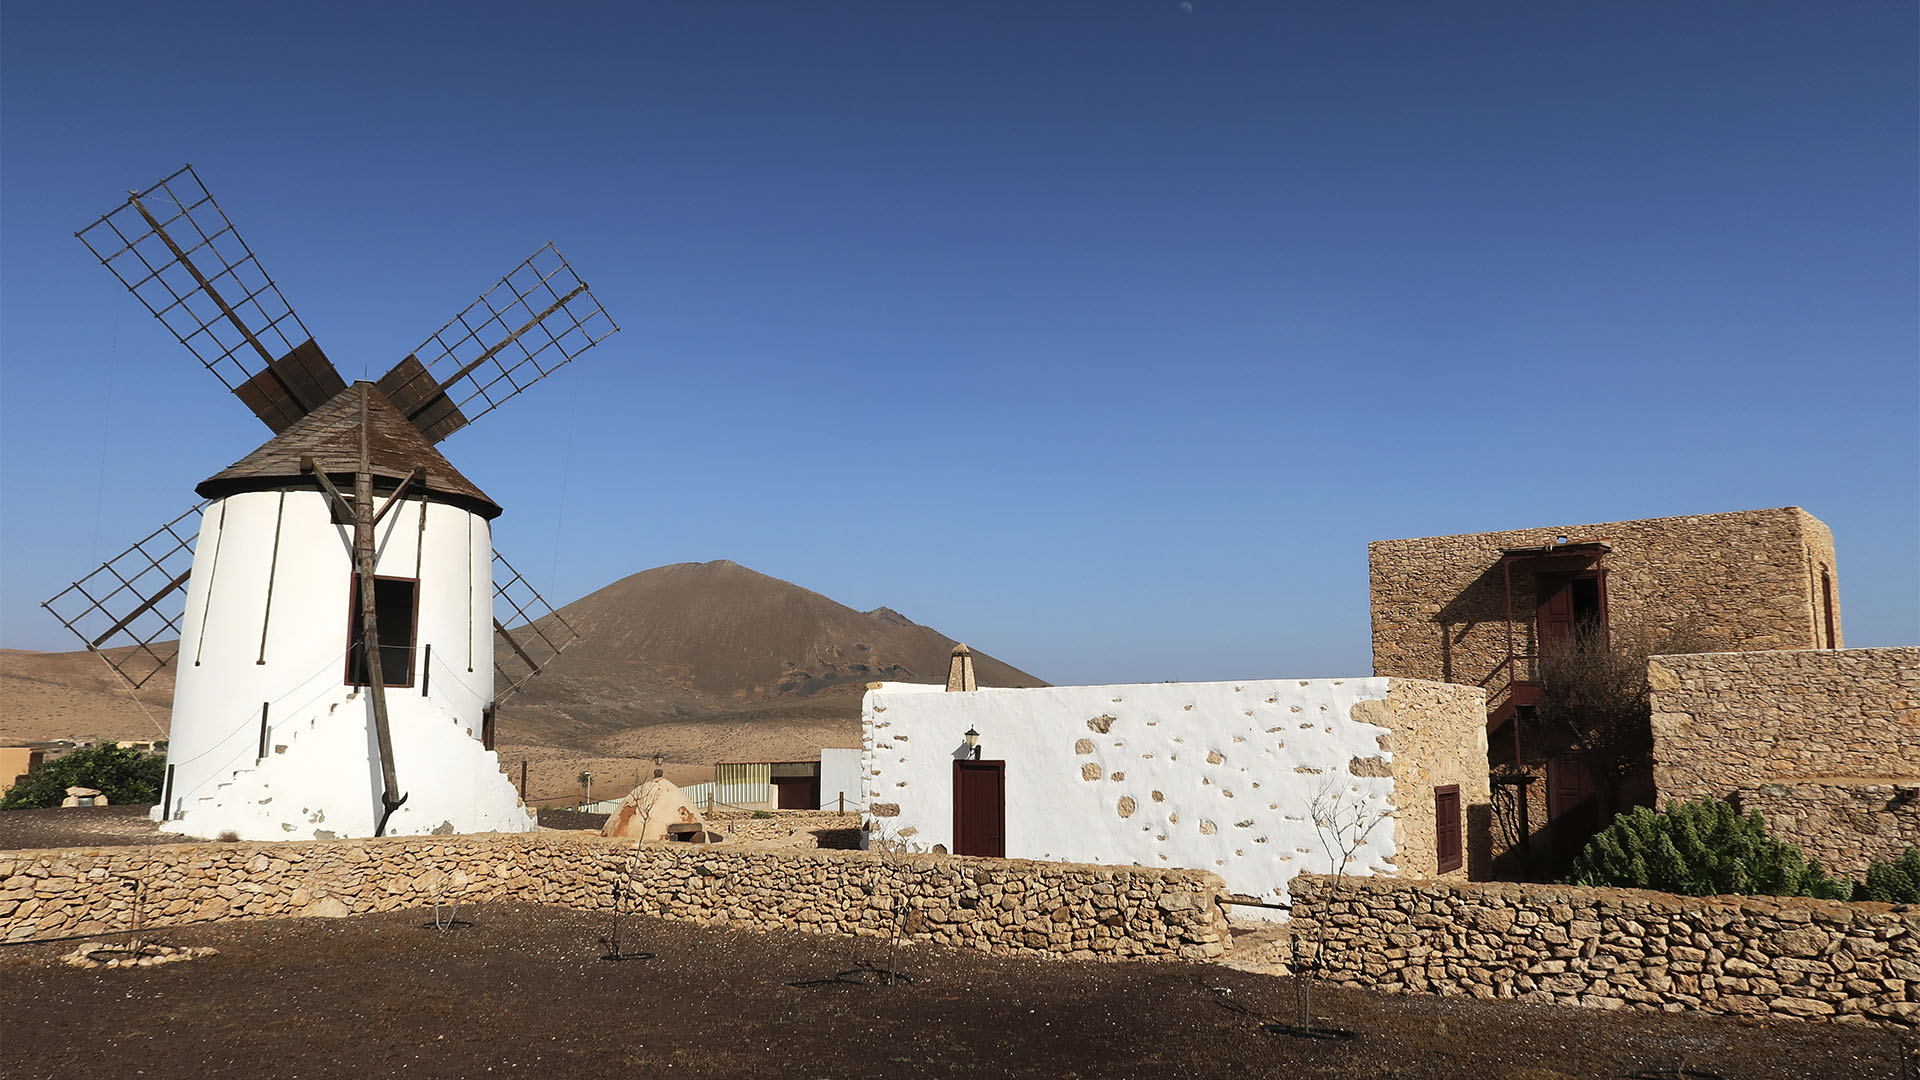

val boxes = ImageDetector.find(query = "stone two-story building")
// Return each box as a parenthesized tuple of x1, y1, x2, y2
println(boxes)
(1368, 507, 1844, 872)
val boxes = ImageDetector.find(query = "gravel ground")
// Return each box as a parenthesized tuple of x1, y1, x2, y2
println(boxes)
(0, 806, 620, 845)
(0, 804, 163, 848)
(1, 903, 1904, 1079)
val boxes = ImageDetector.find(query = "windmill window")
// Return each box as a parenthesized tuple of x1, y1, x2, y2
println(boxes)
(346, 576, 418, 687)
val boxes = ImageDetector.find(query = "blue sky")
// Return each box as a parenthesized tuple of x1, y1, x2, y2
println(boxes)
(2, 2, 1915, 684)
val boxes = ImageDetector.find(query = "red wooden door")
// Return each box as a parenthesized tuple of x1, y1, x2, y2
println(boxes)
(1536, 575, 1577, 653)
(1434, 785, 1463, 873)
(773, 775, 819, 810)
(1546, 756, 1603, 857)
(952, 760, 1006, 857)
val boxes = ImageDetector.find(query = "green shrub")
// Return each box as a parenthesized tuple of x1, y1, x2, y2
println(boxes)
(0, 743, 166, 811)
(1568, 797, 1850, 900)
(1855, 847, 1920, 903)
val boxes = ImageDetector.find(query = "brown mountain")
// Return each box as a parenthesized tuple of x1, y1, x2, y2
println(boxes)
(495, 560, 1046, 757)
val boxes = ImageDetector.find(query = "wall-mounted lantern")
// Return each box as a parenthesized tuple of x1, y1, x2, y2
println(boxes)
(963, 727, 981, 760)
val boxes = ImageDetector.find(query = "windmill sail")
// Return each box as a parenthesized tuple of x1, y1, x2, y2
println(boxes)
(76, 165, 343, 433)
(377, 243, 619, 444)
(491, 549, 580, 702)
(42, 504, 206, 689)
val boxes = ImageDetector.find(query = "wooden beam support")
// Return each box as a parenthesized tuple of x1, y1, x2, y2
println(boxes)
(349, 386, 406, 834)
(371, 467, 424, 527)
(300, 456, 356, 523)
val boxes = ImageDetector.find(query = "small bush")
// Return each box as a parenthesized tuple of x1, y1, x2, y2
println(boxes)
(1855, 847, 1920, 903)
(1568, 797, 1850, 900)
(0, 743, 166, 811)
(751, 810, 774, 820)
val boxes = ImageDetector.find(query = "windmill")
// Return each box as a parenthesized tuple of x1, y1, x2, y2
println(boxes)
(43, 165, 616, 841)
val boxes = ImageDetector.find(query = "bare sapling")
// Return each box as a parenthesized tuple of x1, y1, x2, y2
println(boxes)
(602, 798, 655, 960)
(1291, 781, 1390, 1035)
(789, 815, 922, 987)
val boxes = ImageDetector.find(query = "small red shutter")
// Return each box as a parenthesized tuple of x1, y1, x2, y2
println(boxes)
(1434, 785, 1463, 874)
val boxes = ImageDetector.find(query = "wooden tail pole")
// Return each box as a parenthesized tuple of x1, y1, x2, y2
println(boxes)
(353, 385, 407, 835)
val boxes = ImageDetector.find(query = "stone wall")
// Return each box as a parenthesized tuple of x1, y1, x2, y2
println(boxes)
(1369, 507, 1839, 691)
(1287, 874, 1919, 1026)
(707, 810, 862, 848)
(1353, 680, 1492, 880)
(1650, 647, 1920, 875)
(0, 833, 1230, 961)
(1731, 784, 1920, 879)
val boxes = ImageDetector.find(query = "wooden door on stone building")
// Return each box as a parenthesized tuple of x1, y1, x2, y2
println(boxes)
(1535, 570, 1607, 654)
(1545, 756, 1603, 858)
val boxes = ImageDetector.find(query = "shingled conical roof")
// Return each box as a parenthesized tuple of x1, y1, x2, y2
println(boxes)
(197, 382, 502, 519)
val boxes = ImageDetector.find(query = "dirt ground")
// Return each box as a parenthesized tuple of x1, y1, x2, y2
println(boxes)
(0, 804, 163, 849)
(1, 904, 1903, 1080)
(0, 805, 861, 849)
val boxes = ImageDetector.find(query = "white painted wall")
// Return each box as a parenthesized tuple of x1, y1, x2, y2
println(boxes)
(862, 679, 1402, 913)
(820, 748, 861, 812)
(159, 490, 532, 840)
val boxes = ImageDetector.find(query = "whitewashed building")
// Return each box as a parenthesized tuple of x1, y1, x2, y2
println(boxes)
(861, 676, 1488, 913)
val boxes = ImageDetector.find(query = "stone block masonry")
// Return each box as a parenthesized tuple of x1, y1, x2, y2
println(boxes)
(0, 833, 1229, 961)
(1650, 646, 1920, 876)
(1287, 875, 1919, 1027)
(1369, 507, 1840, 690)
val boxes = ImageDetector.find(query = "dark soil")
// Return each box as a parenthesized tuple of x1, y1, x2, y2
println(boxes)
(533, 807, 609, 830)
(0, 804, 162, 849)
(1, 904, 1903, 1079)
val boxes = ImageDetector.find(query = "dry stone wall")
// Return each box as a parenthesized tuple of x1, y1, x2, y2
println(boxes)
(1369, 507, 1839, 689)
(0, 833, 1229, 961)
(1650, 647, 1918, 793)
(1288, 874, 1919, 1026)
(707, 810, 862, 848)
(1649, 647, 1920, 876)
(1731, 784, 1920, 879)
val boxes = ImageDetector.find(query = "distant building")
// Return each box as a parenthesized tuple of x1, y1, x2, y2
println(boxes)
(689, 754, 862, 812)
(0, 746, 57, 796)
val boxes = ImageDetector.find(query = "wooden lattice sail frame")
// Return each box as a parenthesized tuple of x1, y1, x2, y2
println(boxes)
(380, 243, 619, 444)
(76, 165, 338, 433)
(42, 503, 206, 688)
(492, 550, 580, 702)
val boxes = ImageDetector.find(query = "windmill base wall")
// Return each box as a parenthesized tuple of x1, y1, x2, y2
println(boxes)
(155, 489, 521, 841)
(157, 694, 534, 841)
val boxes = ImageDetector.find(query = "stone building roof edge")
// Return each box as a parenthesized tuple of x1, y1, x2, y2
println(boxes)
(1365, 505, 1818, 550)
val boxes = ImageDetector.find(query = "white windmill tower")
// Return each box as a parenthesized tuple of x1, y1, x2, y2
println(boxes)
(44, 166, 615, 841)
